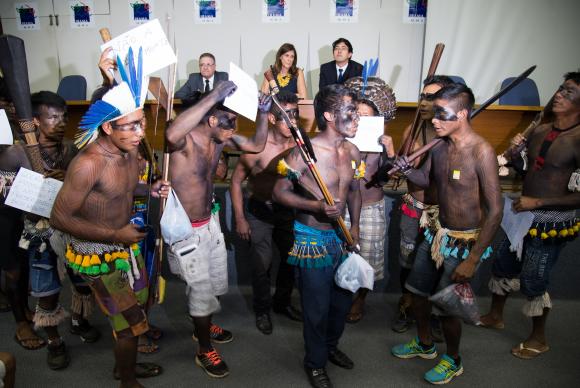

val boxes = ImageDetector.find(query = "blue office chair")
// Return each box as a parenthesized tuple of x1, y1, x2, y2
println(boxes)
(448, 75, 466, 85)
(57, 75, 87, 101)
(498, 77, 540, 106)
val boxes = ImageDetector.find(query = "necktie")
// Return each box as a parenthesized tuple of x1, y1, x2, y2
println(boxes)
(204, 79, 210, 93)
(338, 68, 344, 83)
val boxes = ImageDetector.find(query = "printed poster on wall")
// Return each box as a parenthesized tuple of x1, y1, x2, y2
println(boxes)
(194, 0, 222, 24)
(15, 2, 40, 31)
(330, 0, 359, 23)
(129, 0, 154, 25)
(262, 0, 290, 23)
(403, 0, 427, 24)
(69, 0, 95, 29)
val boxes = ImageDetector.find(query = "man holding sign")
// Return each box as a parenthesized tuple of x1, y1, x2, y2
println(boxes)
(50, 48, 169, 386)
(165, 79, 270, 378)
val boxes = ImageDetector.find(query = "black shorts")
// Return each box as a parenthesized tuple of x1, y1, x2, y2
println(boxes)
(0, 205, 25, 271)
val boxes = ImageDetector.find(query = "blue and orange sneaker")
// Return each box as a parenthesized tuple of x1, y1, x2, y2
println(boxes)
(391, 336, 437, 359)
(424, 354, 463, 385)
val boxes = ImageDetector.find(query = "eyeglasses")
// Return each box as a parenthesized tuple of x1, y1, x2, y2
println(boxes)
(419, 92, 436, 101)
(276, 108, 299, 121)
(112, 117, 145, 132)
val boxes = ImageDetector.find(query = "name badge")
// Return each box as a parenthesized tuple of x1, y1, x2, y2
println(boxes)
(452, 170, 461, 180)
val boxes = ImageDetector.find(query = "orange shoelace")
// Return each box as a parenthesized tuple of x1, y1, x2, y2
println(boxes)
(202, 349, 222, 366)
(210, 324, 223, 335)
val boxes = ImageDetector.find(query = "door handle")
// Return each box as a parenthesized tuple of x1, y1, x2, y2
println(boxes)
(55, 14, 59, 26)
(49, 14, 53, 26)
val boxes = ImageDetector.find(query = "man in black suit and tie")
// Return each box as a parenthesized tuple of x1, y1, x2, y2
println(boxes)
(175, 52, 229, 99)
(319, 38, 363, 90)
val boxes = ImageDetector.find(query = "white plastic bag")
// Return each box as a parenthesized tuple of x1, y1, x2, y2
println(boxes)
(160, 188, 194, 245)
(429, 283, 480, 325)
(334, 252, 374, 293)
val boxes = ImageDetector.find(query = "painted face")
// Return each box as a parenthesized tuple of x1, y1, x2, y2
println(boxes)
(213, 111, 238, 143)
(199, 56, 216, 79)
(280, 50, 295, 70)
(431, 100, 461, 137)
(274, 103, 298, 138)
(37, 105, 67, 141)
(334, 96, 359, 138)
(552, 80, 580, 113)
(418, 83, 442, 120)
(109, 109, 145, 151)
(333, 43, 352, 65)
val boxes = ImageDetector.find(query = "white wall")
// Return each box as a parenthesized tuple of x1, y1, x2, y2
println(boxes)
(1, 0, 426, 102)
(423, 0, 580, 104)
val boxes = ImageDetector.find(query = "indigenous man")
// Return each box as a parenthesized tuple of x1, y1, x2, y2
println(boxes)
(230, 90, 302, 335)
(392, 75, 454, 333)
(0, 79, 37, 352)
(343, 76, 396, 323)
(480, 72, 580, 359)
(165, 81, 270, 378)
(391, 83, 502, 385)
(1, 91, 101, 369)
(272, 84, 361, 388)
(50, 49, 169, 387)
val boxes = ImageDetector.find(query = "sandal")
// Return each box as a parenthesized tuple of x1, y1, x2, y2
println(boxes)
(113, 362, 163, 380)
(145, 325, 163, 341)
(346, 311, 363, 324)
(511, 342, 550, 360)
(137, 335, 159, 354)
(14, 326, 46, 350)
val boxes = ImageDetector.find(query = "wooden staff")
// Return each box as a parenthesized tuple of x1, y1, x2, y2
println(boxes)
(265, 72, 354, 246)
(398, 43, 445, 157)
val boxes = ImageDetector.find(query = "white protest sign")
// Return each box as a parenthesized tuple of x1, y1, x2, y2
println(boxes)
(100, 18, 176, 76)
(224, 62, 258, 122)
(0, 110, 13, 145)
(347, 116, 384, 152)
(5, 168, 63, 218)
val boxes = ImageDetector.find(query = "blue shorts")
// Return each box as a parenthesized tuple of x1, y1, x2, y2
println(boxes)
(405, 239, 463, 298)
(491, 234, 564, 298)
(29, 244, 61, 298)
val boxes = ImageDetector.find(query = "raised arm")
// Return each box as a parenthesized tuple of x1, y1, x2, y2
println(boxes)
(453, 143, 503, 282)
(167, 81, 237, 151)
(225, 94, 272, 153)
(395, 150, 434, 189)
(230, 156, 252, 240)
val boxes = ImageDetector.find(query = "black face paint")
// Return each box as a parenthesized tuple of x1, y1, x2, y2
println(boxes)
(556, 84, 580, 102)
(433, 105, 459, 121)
(420, 92, 436, 101)
(276, 108, 299, 122)
(335, 102, 358, 132)
(217, 113, 237, 130)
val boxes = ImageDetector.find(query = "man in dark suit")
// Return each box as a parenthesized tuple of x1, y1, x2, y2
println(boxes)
(175, 52, 229, 99)
(319, 38, 363, 90)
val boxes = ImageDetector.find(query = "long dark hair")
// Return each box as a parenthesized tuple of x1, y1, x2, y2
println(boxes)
(273, 43, 298, 77)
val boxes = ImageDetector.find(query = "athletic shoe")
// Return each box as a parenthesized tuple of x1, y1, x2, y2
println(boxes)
(70, 318, 101, 343)
(391, 336, 437, 359)
(192, 324, 234, 344)
(195, 348, 229, 378)
(424, 354, 463, 385)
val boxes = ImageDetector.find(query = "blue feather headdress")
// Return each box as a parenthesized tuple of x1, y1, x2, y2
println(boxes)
(75, 46, 147, 148)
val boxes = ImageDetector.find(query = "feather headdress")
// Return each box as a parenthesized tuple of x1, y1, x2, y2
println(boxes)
(75, 46, 147, 148)
(345, 59, 397, 122)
